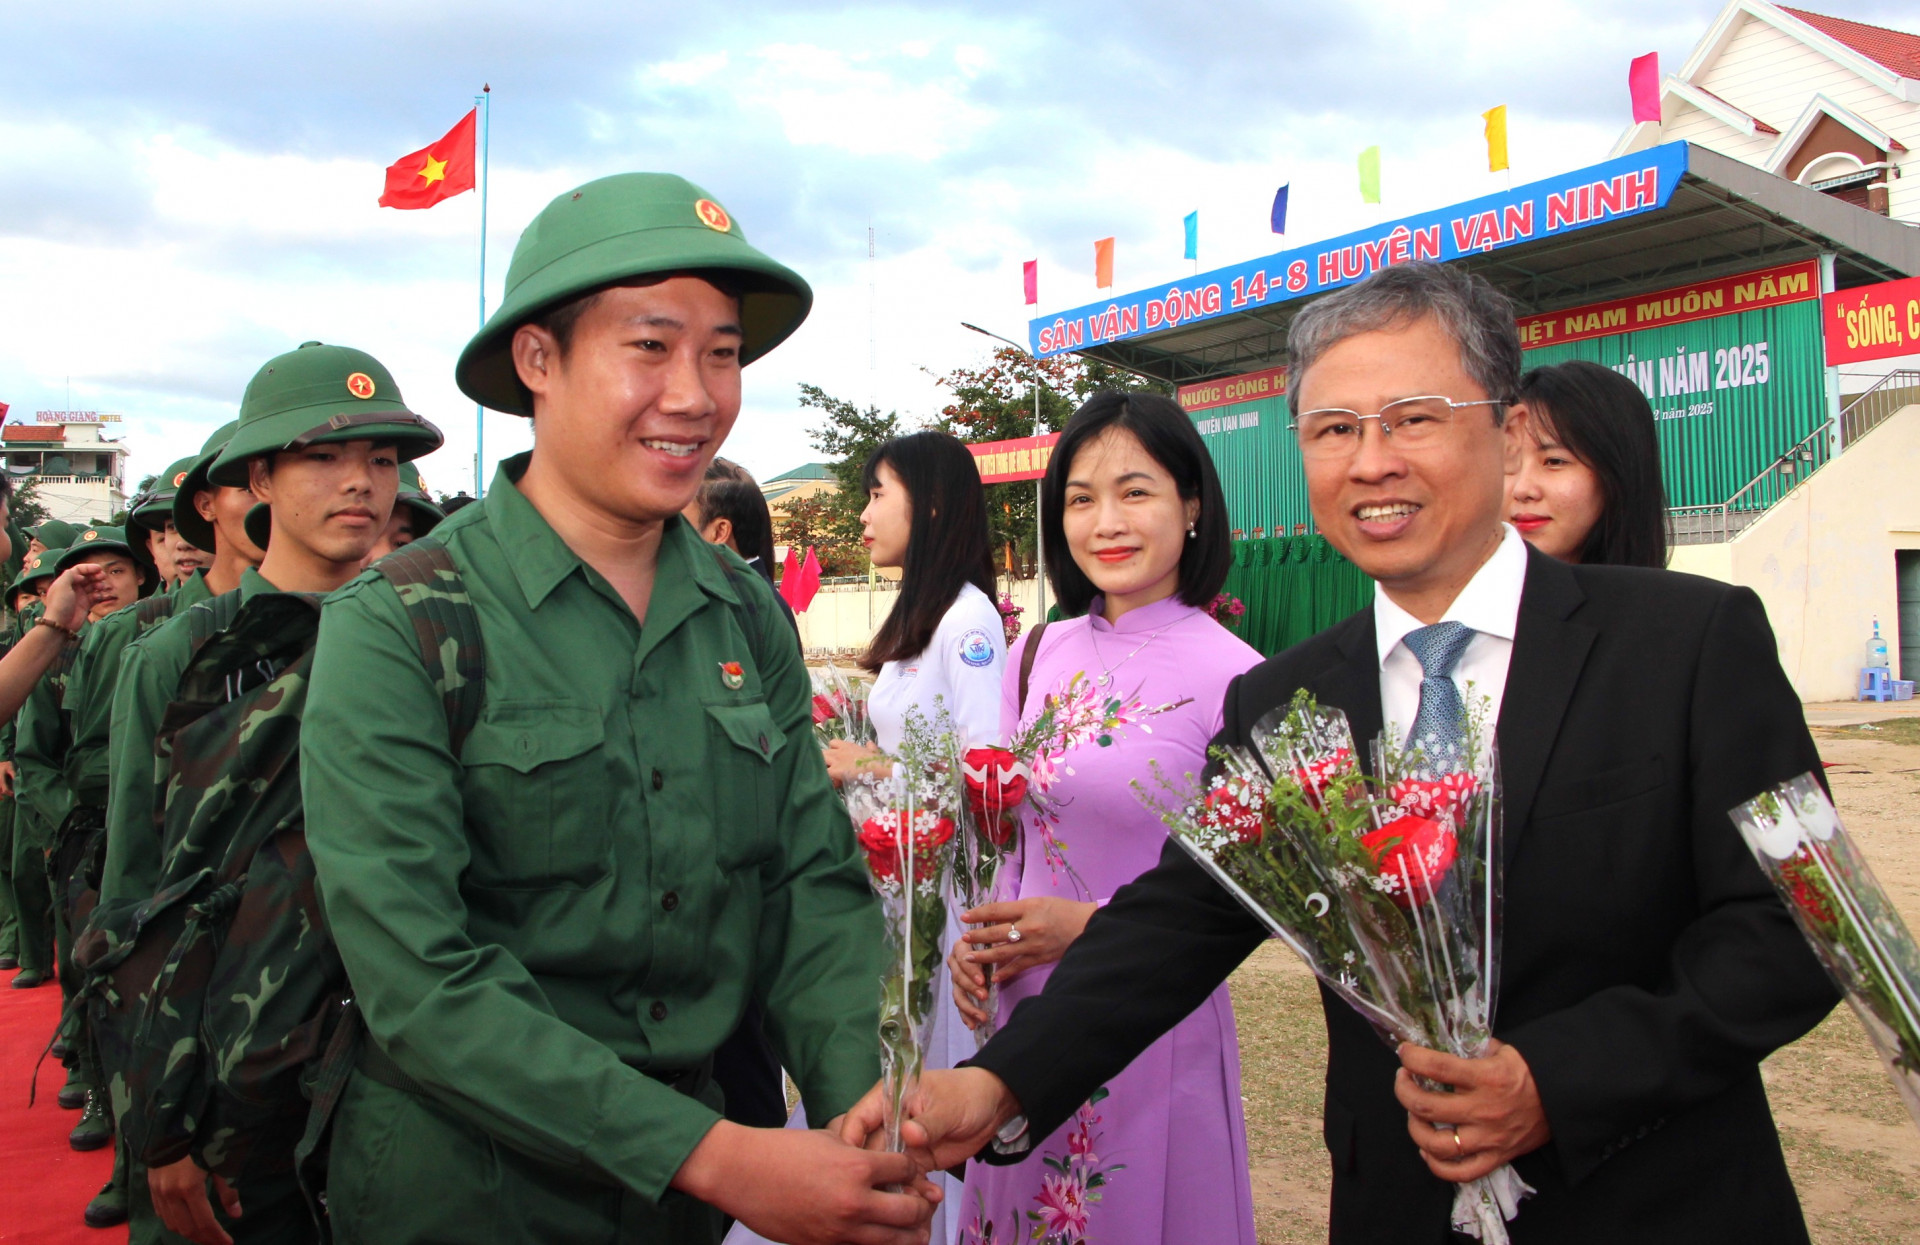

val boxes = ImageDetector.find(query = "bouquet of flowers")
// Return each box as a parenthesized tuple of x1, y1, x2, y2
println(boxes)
(810, 663, 873, 746)
(995, 592, 1025, 647)
(1138, 689, 1530, 1243)
(1204, 592, 1246, 630)
(845, 707, 963, 1151)
(1730, 773, 1920, 1132)
(948, 674, 1189, 1046)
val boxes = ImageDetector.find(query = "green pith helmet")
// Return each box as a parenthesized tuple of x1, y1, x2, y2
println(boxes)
(454, 173, 813, 416)
(396, 461, 445, 537)
(27, 520, 79, 551)
(130, 455, 201, 532)
(8, 545, 66, 608)
(173, 421, 241, 555)
(209, 342, 443, 487)
(54, 525, 158, 599)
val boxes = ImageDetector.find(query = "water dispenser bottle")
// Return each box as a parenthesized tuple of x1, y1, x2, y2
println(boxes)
(1866, 619, 1890, 669)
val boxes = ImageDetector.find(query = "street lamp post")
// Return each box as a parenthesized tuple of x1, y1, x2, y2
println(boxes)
(961, 322, 1047, 623)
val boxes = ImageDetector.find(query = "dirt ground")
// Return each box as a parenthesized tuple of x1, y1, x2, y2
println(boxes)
(1227, 717, 1920, 1244)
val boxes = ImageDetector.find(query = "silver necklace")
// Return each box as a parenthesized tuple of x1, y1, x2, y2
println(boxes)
(1090, 617, 1177, 687)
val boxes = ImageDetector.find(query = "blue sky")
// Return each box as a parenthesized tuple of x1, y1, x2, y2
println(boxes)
(1, 0, 1913, 493)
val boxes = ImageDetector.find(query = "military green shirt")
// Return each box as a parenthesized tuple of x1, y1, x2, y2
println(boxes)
(14, 614, 78, 834)
(99, 569, 272, 907)
(63, 572, 213, 809)
(303, 455, 884, 1206)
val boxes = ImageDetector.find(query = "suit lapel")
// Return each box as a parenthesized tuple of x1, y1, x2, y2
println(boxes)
(1495, 548, 1597, 868)
(1316, 611, 1384, 774)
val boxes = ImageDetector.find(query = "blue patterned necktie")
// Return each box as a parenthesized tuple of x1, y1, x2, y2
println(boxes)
(1403, 621, 1475, 768)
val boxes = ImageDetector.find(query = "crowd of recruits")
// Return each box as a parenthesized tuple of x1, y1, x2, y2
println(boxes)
(0, 168, 935, 1245)
(0, 381, 449, 1236)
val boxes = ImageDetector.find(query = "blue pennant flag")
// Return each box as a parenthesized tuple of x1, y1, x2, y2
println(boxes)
(1270, 183, 1290, 234)
(1182, 210, 1198, 260)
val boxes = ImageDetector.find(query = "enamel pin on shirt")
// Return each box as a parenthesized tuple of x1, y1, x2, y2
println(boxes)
(720, 661, 745, 690)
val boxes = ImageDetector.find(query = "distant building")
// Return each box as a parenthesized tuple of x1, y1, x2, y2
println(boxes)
(2, 412, 130, 524)
(1614, 2, 1920, 221)
(760, 462, 838, 514)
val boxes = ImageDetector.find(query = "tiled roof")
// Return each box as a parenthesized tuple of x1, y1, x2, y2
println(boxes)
(2, 425, 65, 442)
(1781, 7, 1920, 80)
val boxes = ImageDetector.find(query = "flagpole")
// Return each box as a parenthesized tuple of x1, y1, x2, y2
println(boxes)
(475, 84, 491, 498)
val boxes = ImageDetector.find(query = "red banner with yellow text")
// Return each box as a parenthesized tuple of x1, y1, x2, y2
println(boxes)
(1176, 366, 1289, 413)
(1515, 260, 1819, 351)
(1823, 274, 1920, 366)
(968, 432, 1060, 483)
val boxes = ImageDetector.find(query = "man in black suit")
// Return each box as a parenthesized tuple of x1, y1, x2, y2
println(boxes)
(843, 262, 1838, 1243)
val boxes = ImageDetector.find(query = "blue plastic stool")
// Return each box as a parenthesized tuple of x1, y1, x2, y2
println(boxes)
(1859, 666, 1893, 702)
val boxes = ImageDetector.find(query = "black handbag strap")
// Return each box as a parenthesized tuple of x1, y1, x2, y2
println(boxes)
(1017, 621, 1051, 715)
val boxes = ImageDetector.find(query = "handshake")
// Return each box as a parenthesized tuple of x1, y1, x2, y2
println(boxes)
(674, 1068, 1021, 1245)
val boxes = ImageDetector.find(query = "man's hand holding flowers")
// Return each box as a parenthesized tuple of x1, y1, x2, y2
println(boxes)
(1395, 1040, 1551, 1183)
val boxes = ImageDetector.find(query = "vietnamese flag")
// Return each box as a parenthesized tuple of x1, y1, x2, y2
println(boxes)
(379, 110, 477, 209)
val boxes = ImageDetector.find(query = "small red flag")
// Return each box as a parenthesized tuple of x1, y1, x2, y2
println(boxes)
(779, 545, 801, 608)
(792, 547, 823, 613)
(1629, 53, 1661, 124)
(1022, 260, 1038, 306)
(1094, 237, 1115, 289)
(379, 110, 477, 210)
(0, 401, 10, 424)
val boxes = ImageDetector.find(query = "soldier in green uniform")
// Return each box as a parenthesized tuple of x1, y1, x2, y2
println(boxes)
(363, 461, 444, 563)
(98, 342, 440, 1245)
(129, 456, 201, 590)
(3, 548, 66, 988)
(301, 173, 931, 1245)
(24, 520, 81, 564)
(9, 545, 74, 996)
(173, 422, 266, 597)
(25, 529, 154, 1167)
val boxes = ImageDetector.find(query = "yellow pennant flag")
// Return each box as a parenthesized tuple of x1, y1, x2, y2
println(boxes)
(1483, 105, 1509, 173)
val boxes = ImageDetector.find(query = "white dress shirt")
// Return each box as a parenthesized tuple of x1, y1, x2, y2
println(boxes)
(1373, 524, 1528, 747)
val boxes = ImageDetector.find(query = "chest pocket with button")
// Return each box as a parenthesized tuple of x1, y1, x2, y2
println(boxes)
(461, 700, 610, 889)
(705, 701, 787, 870)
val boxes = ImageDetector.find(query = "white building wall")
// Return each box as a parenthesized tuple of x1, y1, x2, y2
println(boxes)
(1671, 404, 1920, 702)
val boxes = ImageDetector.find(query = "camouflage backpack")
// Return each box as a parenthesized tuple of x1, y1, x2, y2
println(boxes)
(75, 545, 484, 1190)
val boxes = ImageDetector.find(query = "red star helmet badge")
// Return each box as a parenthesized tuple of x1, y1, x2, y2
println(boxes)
(172, 471, 189, 487)
(346, 372, 376, 399)
(694, 199, 732, 232)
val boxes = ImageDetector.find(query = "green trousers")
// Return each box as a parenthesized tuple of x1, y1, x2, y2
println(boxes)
(8, 803, 54, 976)
(326, 1074, 726, 1245)
(0, 797, 16, 961)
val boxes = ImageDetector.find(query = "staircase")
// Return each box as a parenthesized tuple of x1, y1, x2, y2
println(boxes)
(1668, 369, 1920, 546)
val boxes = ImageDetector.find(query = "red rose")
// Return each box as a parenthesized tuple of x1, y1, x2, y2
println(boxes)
(1779, 857, 1837, 926)
(1360, 814, 1458, 906)
(1387, 772, 1481, 826)
(962, 747, 1031, 816)
(811, 693, 837, 726)
(1204, 777, 1265, 844)
(1290, 748, 1355, 811)
(858, 809, 957, 884)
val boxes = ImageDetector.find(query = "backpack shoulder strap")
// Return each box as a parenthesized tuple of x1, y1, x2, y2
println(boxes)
(133, 594, 180, 629)
(1018, 621, 1051, 715)
(373, 543, 486, 755)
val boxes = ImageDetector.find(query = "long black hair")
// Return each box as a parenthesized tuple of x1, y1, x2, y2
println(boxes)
(693, 458, 777, 585)
(1516, 360, 1669, 568)
(861, 430, 995, 672)
(1042, 391, 1232, 617)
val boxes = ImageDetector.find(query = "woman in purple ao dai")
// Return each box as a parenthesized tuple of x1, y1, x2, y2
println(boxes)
(950, 392, 1260, 1245)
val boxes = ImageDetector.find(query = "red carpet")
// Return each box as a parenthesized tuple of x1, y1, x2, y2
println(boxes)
(0, 966, 119, 1243)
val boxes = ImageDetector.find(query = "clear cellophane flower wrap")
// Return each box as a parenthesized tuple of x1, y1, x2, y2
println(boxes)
(810, 662, 874, 746)
(1138, 689, 1532, 1243)
(845, 708, 961, 1153)
(1730, 773, 1920, 1131)
(955, 742, 1026, 1050)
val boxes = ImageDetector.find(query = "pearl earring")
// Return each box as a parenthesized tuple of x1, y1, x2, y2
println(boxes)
(1186, 525, 1197, 539)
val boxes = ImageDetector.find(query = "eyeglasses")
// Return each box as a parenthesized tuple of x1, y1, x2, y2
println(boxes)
(1288, 395, 1507, 461)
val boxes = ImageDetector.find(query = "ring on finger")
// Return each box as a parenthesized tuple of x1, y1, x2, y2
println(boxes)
(1006, 923, 1023, 943)
(1450, 1128, 1464, 1159)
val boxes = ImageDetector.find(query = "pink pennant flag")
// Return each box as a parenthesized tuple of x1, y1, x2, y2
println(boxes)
(791, 547, 824, 613)
(1629, 52, 1661, 124)
(1022, 259, 1038, 306)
